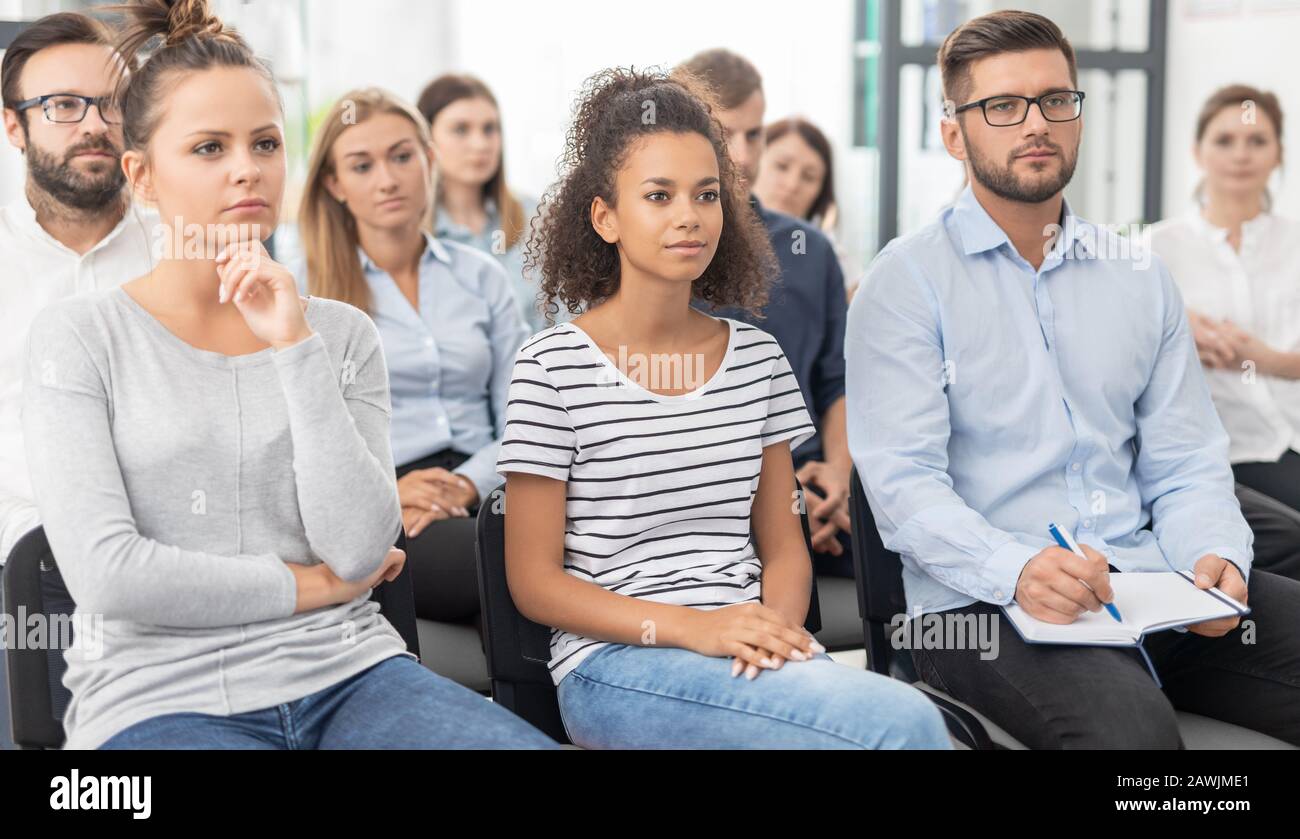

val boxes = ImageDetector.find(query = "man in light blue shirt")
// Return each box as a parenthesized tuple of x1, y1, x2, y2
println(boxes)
(848, 10, 1300, 748)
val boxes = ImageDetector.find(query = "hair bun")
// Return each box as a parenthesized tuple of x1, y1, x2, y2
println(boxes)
(162, 0, 227, 46)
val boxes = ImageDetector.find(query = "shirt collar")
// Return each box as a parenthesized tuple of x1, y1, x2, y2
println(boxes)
(1186, 205, 1228, 243)
(950, 185, 1009, 255)
(5, 191, 143, 255)
(749, 193, 776, 225)
(357, 231, 451, 273)
(6, 193, 40, 236)
(949, 185, 1091, 260)
(434, 199, 501, 238)
(1054, 200, 1094, 260)
(1186, 204, 1272, 244)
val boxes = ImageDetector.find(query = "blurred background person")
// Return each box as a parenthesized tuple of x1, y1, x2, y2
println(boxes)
(417, 73, 563, 332)
(1152, 84, 1300, 580)
(753, 115, 860, 295)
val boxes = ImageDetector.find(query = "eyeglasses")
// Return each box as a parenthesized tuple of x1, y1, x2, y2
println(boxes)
(13, 93, 121, 125)
(952, 90, 1085, 127)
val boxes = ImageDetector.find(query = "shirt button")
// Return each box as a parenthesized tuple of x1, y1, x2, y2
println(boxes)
(424, 337, 434, 348)
(993, 590, 1005, 600)
(437, 417, 447, 426)
(1083, 519, 1093, 529)
(1071, 463, 1081, 472)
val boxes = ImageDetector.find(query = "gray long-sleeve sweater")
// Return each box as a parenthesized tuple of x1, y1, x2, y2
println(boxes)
(22, 287, 409, 749)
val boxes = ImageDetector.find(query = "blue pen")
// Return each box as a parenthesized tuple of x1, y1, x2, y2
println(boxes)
(1047, 522, 1123, 623)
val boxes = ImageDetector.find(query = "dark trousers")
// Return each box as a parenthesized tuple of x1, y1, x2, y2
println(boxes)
(1236, 483, 1300, 581)
(1234, 449, 1300, 513)
(910, 569, 1300, 749)
(396, 450, 494, 624)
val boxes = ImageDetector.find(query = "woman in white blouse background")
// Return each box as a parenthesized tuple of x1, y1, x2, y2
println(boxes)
(1152, 88, 1300, 505)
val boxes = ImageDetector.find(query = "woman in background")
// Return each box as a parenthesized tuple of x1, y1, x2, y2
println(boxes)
(417, 73, 564, 331)
(1151, 86, 1299, 510)
(1152, 84, 1300, 581)
(753, 116, 860, 298)
(297, 87, 528, 633)
(753, 117, 837, 231)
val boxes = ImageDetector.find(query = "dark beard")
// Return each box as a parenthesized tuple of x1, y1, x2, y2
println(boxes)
(25, 131, 126, 213)
(964, 131, 1078, 204)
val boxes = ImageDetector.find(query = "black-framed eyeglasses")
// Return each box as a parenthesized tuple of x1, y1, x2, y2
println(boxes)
(12, 93, 121, 125)
(952, 90, 1085, 127)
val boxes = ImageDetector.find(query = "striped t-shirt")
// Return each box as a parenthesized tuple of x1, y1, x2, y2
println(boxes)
(495, 317, 816, 684)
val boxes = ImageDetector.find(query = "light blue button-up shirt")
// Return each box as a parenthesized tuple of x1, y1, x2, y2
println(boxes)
(846, 187, 1252, 616)
(435, 196, 573, 334)
(294, 233, 529, 501)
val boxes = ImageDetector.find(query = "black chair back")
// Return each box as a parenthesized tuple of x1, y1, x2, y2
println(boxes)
(474, 490, 570, 743)
(847, 467, 997, 749)
(372, 528, 421, 657)
(847, 468, 910, 679)
(2, 528, 71, 749)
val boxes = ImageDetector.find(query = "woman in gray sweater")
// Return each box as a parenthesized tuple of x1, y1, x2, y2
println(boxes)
(21, 0, 554, 750)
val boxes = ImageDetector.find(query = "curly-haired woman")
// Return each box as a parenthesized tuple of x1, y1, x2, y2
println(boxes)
(494, 67, 951, 750)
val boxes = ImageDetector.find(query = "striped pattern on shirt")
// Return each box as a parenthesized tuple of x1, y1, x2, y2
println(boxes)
(495, 317, 816, 684)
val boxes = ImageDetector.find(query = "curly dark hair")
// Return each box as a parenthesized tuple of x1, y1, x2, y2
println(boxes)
(526, 67, 777, 323)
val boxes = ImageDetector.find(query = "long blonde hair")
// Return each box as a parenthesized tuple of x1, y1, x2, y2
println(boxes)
(300, 87, 434, 313)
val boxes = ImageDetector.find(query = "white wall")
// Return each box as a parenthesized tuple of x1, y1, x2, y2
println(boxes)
(0, 0, 27, 204)
(444, 0, 856, 198)
(1163, 0, 1300, 218)
(298, 0, 453, 110)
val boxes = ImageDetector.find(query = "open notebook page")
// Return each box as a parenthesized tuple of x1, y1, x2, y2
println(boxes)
(1002, 571, 1247, 645)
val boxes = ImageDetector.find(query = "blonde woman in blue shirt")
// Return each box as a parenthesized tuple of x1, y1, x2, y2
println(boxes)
(296, 88, 529, 629)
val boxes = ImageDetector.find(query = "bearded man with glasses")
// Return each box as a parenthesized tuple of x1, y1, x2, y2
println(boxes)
(0, 11, 160, 751)
(846, 10, 1300, 748)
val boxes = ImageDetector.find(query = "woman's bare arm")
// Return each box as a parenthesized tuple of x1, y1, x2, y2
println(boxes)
(502, 471, 818, 670)
(752, 442, 813, 630)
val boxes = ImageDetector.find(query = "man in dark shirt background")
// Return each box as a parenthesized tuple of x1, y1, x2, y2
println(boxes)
(680, 49, 854, 575)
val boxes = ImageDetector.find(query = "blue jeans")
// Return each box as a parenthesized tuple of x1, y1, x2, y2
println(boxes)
(100, 656, 557, 749)
(557, 645, 952, 749)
